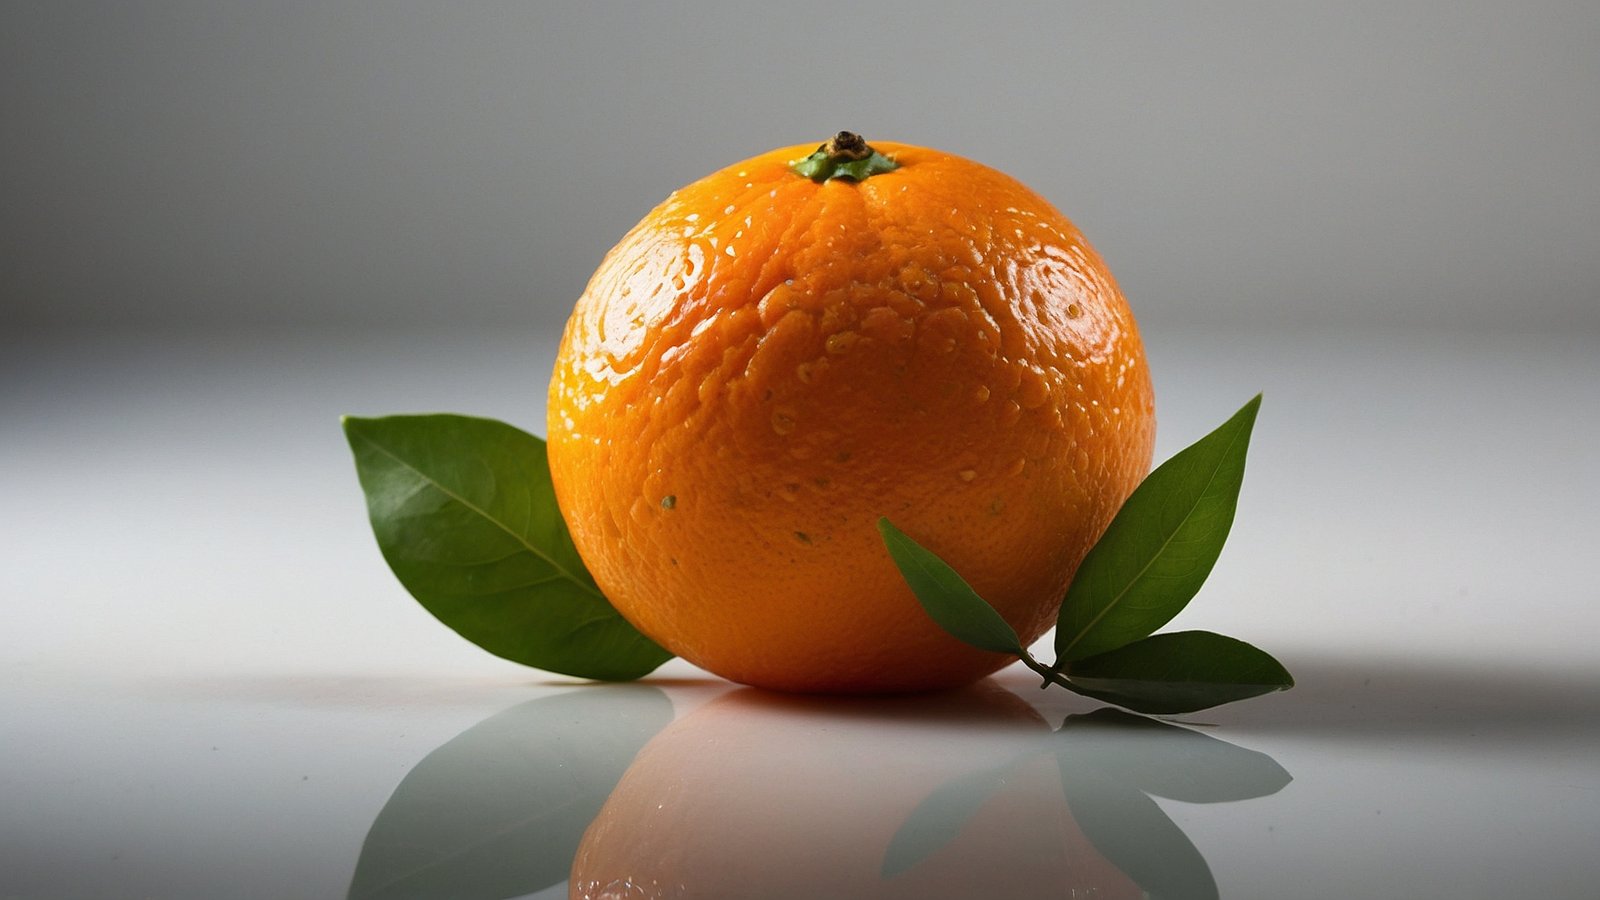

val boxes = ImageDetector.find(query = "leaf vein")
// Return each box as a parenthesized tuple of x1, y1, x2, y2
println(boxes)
(352, 431, 603, 600)
(1058, 423, 1249, 659)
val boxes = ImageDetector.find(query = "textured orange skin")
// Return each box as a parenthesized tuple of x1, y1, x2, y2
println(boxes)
(548, 141, 1155, 693)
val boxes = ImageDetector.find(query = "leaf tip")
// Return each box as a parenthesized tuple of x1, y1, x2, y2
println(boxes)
(1238, 393, 1263, 423)
(340, 415, 369, 450)
(876, 516, 906, 545)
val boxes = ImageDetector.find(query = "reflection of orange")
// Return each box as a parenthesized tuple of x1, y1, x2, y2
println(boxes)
(549, 135, 1155, 692)
(569, 682, 1139, 899)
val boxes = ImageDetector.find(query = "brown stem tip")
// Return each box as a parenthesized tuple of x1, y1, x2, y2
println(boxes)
(822, 131, 872, 161)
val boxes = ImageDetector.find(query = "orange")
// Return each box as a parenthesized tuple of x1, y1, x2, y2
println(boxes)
(569, 683, 1142, 899)
(548, 133, 1154, 693)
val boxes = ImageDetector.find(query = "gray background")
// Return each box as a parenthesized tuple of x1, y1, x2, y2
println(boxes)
(5, 6, 1600, 897)
(4, 0, 1598, 334)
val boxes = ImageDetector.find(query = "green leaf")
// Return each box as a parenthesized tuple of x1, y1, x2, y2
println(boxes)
(1055, 395, 1262, 663)
(878, 518, 1023, 656)
(343, 413, 671, 680)
(347, 687, 671, 899)
(1060, 631, 1293, 715)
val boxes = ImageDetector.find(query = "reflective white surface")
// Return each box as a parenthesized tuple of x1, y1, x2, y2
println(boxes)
(3, 327, 1598, 898)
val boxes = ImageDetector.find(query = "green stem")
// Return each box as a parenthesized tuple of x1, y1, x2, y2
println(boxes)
(790, 131, 899, 183)
(1018, 651, 1074, 692)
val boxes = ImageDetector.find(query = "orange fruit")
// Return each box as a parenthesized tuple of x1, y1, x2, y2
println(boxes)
(548, 132, 1155, 693)
(569, 683, 1142, 899)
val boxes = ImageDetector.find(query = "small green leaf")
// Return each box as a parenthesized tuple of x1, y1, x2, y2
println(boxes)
(343, 414, 671, 680)
(1056, 395, 1262, 663)
(1060, 631, 1293, 714)
(877, 518, 1023, 656)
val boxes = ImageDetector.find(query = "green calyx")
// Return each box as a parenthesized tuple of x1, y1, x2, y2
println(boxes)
(789, 131, 899, 183)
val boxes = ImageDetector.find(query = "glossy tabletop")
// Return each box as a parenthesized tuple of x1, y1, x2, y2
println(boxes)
(3, 326, 1597, 898)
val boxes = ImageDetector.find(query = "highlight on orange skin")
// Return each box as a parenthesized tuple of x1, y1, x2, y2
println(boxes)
(548, 137, 1155, 693)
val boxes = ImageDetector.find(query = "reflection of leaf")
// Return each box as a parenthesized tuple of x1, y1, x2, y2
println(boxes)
(1059, 768, 1219, 900)
(882, 706, 1291, 893)
(1058, 709, 1292, 803)
(1052, 709, 1292, 899)
(880, 763, 1011, 877)
(347, 687, 671, 900)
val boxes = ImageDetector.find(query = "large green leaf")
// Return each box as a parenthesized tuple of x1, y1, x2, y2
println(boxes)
(1055, 396, 1262, 663)
(343, 413, 671, 680)
(347, 687, 671, 899)
(1062, 631, 1293, 715)
(878, 518, 1023, 656)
